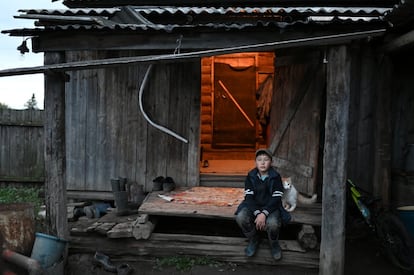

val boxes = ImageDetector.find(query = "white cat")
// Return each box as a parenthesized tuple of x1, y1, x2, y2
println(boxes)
(282, 177, 317, 212)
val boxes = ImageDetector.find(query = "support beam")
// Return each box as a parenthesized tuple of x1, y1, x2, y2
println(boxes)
(319, 45, 350, 275)
(44, 52, 68, 239)
(0, 29, 385, 77)
(383, 30, 414, 53)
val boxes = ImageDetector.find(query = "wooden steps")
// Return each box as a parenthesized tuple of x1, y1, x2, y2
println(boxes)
(69, 232, 319, 269)
(68, 185, 321, 269)
(200, 174, 245, 187)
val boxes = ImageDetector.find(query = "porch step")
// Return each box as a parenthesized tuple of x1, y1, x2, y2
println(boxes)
(69, 213, 320, 269)
(200, 174, 245, 187)
(68, 233, 319, 269)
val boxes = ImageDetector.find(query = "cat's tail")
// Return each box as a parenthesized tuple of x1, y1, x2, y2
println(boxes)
(297, 193, 317, 204)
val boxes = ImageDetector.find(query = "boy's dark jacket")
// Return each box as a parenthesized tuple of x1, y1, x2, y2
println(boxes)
(235, 167, 291, 224)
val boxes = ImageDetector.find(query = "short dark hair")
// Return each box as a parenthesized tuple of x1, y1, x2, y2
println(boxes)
(255, 148, 273, 160)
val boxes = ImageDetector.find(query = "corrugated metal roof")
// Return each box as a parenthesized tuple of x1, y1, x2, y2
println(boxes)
(3, 6, 391, 36)
(134, 6, 390, 15)
(20, 6, 390, 16)
(19, 8, 120, 16)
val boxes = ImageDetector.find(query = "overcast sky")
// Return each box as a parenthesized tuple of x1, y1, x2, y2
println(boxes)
(0, 0, 65, 109)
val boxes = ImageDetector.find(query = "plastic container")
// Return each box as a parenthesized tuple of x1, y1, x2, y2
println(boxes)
(405, 144, 414, 172)
(397, 206, 414, 238)
(30, 232, 67, 268)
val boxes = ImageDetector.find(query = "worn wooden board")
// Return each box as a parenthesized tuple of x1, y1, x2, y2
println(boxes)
(69, 233, 319, 268)
(139, 187, 241, 219)
(138, 187, 322, 225)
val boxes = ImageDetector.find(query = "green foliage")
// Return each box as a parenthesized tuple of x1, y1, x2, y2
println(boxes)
(0, 102, 9, 109)
(154, 256, 221, 272)
(24, 93, 38, 110)
(0, 186, 43, 213)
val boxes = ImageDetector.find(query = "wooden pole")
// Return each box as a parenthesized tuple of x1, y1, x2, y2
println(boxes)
(44, 52, 68, 239)
(319, 45, 350, 275)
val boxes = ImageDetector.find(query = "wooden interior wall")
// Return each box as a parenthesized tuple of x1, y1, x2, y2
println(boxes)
(65, 50, 200, 193)
(200, 52, 274, 153)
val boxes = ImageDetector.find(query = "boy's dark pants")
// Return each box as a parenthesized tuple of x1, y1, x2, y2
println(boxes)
(235, 207, 281, 241)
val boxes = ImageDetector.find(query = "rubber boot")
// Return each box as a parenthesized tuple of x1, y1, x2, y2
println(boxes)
(245, 235, 260, 257)
(269, 240, 282, 260)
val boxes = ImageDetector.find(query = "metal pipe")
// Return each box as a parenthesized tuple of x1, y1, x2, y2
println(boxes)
(138, 64, 189, 143)
(1, 249, 43, 275)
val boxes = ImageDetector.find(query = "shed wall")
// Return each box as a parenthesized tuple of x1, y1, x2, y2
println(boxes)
(65, 50, 200, 193)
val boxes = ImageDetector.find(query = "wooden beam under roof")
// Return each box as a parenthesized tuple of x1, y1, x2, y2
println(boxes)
(0, 29, 385, 77)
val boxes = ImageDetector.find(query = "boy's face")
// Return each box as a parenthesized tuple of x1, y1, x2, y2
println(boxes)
(255, 154, 272, 174)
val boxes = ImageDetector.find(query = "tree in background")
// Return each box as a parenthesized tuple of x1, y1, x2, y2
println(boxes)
(24, 93, 38, 110)
(0, 102, 9, 110)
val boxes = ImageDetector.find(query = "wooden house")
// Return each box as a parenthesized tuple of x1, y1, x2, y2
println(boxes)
(1, 0, 414, 274)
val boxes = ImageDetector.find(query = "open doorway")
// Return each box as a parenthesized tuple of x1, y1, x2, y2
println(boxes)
(200, 52, 275, 175)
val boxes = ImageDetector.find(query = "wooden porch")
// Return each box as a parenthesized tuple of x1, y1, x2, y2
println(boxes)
(68, 186, 321, 269)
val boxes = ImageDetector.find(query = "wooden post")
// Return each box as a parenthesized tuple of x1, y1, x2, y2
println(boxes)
(44, 52, 68, 239)
(319, 45, 350, 275)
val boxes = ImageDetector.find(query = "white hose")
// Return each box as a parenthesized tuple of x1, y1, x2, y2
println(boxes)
(138, 64, 188, 143)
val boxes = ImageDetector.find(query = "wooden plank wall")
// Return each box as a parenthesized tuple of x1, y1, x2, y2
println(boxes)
(269, 51, 324, 195)
(0, 109, 44, 182)
(200, 52, 274, 152)
(346, 42, 393, 199)
(65, 50, 200, 193)
(389, 53, 414, 207)
(346, 44, 377, 192)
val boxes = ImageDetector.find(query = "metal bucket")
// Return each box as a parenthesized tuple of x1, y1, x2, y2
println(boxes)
(0, 203, 35, 255)
(30, 232, 67, 268)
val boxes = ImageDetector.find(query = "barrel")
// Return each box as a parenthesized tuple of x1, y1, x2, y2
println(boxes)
(397, 206, 414, 238)
(0, 203, 35, 255)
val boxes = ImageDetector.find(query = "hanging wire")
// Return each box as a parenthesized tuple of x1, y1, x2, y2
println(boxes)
(138, 64, 188, 143)
(174, 35, 183, 55)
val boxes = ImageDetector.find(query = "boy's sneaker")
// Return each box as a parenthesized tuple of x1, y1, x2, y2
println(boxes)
(245, 236, 260, 257)
(270, 240, 282, 260)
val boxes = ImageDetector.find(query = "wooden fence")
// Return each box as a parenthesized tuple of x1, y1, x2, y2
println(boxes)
(0, 109, 44, 183)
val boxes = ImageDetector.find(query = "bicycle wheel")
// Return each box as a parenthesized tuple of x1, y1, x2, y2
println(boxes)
(376, 212, 414, 271)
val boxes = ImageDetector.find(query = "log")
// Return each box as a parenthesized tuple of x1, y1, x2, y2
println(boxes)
(95, 223, 116, 235)
(136, 214, 149, 224)
(297, 224, 318, 250)
(132, 218, 157, 240)
(107, 222, 134, 238)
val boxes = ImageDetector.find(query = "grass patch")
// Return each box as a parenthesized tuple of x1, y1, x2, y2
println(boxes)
(154, 256, 222, 271)
(0, 186, 43, 214)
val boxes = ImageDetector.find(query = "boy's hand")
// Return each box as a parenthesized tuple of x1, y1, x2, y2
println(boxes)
(255, 213, 266, 231)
